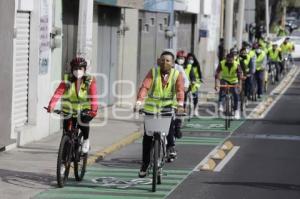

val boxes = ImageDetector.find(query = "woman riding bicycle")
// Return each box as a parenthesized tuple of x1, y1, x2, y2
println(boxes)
(47, 57, 98, 153)
(215, 53, 242, 119)
(134, 51, 185, 178)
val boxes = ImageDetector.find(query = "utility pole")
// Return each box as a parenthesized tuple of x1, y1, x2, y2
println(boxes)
(236, 0, 245, 49)
(265, 0, 270, 38)
(77, 0, 94, 68)
(224, 0, 234, 53)
(282, 0, 287, 27)
(169, 0, 176, 50)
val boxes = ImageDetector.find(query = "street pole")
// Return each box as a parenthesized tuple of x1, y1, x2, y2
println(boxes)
(236, 0, 245, 49)
(77, 0, 94, 68)
(265, 0, 270, 38)
(169, 0, 175, 49)
(224, 0, 234, 53)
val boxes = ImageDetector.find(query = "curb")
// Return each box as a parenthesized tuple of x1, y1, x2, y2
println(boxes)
(87, 131, 142, 165)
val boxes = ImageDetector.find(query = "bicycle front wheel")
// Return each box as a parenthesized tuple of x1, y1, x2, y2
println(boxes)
(152, 138, 159, 192)
(74, 132, 88, 181)
(57, 135, 71, 188)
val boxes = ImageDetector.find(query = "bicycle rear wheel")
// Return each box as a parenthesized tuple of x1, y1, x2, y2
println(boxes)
(152, 138, 159, 192)
(74, 132, 87, 181)
(57, 135, 71, 188)
(225, 96, 230, 130)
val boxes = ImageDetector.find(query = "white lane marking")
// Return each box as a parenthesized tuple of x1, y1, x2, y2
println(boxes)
(214, 146, 240, 172)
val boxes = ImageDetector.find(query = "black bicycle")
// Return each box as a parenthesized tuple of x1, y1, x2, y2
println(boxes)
(45, 107, 88, 187)
(218, 85, 239, 130)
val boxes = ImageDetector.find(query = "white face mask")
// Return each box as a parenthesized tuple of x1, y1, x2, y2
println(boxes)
(256, 49, 261, 54)
(188, 60, 194, 65)
(73, 69, 84, 79)
(177, 58, 185, 65)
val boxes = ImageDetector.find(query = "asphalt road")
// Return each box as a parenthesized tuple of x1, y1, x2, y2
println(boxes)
(168, 66, 300, 199)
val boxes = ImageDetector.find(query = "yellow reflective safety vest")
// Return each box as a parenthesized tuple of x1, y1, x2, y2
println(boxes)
(240, 54, 251, 73)
(249, 50, 256, 59)
(280, 43, 291, 53)
(268, 48, 280, 62)
(191, 66, 201, 93)
(62, 74, 93, 116)
(144, 67, 179, 113)
(220, 60, 239, 84)
(185, 64, 201, 93)
(256, 51, 266, 71)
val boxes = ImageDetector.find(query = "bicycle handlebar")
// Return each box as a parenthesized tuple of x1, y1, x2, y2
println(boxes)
(139, 109, 187, 117)
(217, 85, 240, 88)
(43, 107, 67, 115)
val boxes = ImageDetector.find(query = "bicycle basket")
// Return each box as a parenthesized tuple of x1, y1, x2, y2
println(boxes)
(144, 116, 172, 137)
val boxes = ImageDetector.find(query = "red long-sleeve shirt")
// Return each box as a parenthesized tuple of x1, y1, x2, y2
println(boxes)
(48, 78, 98, 115)
(137, 69, 185, 106)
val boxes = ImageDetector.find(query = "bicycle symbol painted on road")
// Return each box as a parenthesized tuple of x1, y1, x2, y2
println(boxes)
(185, 123, 225, 129)
(91, 177, 152, 189)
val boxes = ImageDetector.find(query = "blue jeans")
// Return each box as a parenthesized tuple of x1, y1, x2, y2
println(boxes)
(218, 80, 239, 111)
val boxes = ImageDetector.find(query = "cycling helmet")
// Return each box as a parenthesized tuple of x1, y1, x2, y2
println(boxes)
(176, 50, 187, 58)
(70, 57, 87, 69)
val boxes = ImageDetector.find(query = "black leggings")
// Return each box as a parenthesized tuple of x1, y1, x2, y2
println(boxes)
(63, 118, 90, 140)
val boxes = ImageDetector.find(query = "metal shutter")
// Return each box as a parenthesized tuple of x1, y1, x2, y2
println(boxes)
(13, 12, 30, 128)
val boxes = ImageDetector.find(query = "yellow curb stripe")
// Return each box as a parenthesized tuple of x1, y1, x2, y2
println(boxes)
(87, 131, 142, 165)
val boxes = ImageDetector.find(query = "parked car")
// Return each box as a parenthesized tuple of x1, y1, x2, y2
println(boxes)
(286, 17, 299, 33)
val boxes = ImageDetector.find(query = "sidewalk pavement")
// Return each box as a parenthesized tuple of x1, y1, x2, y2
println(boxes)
(0, 79, 218, 198)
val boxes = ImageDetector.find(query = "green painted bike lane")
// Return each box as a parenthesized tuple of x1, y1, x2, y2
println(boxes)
(182, 117, 245, 133)
(33, 137, 225, 199)
(33, 167, 190, 199)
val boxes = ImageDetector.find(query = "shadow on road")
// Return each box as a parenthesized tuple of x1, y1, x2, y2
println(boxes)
(0, 169, 55, 189)
(205, 181, 300, 191)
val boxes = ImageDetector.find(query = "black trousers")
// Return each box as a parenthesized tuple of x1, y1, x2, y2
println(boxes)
(63, 118, 90, 140)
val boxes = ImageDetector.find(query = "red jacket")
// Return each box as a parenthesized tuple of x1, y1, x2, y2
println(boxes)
(48, 78, 98, 116)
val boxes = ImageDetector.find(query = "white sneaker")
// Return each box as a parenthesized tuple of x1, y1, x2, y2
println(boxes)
(234, 111, 240, 120)
(218, 104, 224, 112)
(82, 139, 90, 153)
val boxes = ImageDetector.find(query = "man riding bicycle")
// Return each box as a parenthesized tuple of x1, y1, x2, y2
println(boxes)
(47, 57, 98, 153)
(280, 37, 295, 65)
(134, 51, 184, 178)
(253, 43, 267, 99)
(267, 43, 282, 81)
(239, 47, 255, 100)
(215, 53, 242, 119)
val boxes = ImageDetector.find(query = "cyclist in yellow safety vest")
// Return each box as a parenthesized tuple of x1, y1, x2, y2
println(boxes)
(215, 53, 243, 119)
(280, 37, 295, 65)
(134, 51, 185, 178)
(239, 47, 256, 100)
(47, 57, 98, 153)
(268, 43, 282, 81)
(253, 43, 267, 99)
(186, 52, 203, 111)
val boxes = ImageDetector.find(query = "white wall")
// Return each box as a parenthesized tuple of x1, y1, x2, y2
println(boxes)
(17, 0, 59, 146)
(175, 0, 200, 14)
(0, 0, 15, 148)
(117, 8, 139, 107)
